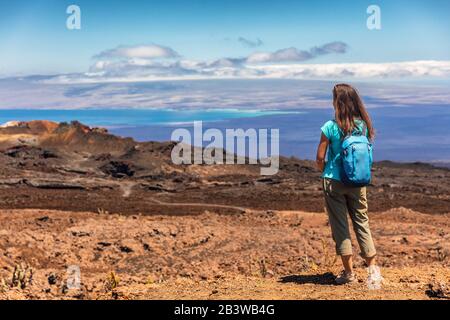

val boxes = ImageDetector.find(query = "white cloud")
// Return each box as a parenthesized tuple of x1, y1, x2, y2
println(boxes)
(94, 44, 180, 60)
(247, 42, 348, 63)
(82, 42, 351, 82)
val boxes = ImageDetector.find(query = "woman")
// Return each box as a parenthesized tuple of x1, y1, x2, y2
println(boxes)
(316, 83, 382, 286)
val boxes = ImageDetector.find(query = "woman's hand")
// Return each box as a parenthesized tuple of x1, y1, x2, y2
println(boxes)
(316, 133, 329, 172)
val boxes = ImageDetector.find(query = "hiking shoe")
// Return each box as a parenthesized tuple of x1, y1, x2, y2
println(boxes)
(367, 265, 383, 290)
(335, 271, 357, 285)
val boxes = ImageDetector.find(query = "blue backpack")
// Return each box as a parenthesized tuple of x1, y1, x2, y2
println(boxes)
(337, 121, 373, 187)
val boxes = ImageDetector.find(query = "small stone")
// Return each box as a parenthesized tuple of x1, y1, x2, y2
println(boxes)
(120, 246, 134, 253)
(71, 231, 90, 237)
(48, 273, 58, 285)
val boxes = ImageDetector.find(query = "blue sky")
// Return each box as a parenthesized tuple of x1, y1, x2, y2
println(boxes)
(0, 0, 449, 76)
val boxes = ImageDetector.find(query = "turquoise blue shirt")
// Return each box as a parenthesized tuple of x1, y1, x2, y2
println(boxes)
(321, 119, 367, 181)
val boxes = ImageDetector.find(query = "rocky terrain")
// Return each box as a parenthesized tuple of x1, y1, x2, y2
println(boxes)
(0, 120, 448, 216)
(0, 120, 448, 300)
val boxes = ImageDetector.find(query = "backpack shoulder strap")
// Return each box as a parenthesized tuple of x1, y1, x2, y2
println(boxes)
(361, 121, 368, 137)
(351, 120, 368, 137)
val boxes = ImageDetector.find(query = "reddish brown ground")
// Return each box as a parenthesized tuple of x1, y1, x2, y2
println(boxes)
(0, 207, 448, 300)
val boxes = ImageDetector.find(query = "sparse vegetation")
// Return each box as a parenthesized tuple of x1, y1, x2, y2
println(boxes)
(97, 208, 110, 215)
(104, 271, 120, 292)
(0, 263, 34, 291)
(435, 247, 447, 262)
(258, 258, 267, 278)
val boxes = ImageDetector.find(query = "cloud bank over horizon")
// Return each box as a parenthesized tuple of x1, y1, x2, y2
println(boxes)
(1, 77, 449, 110)
(25, 41, 448, 85)
(2, 42, 450, 84)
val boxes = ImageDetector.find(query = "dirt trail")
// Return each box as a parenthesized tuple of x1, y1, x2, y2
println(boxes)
(148, 196, 248, 213)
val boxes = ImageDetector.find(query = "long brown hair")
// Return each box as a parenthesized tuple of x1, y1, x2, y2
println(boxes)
(332, 83, 375, 140)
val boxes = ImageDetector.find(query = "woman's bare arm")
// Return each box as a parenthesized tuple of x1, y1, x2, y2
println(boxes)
(316, 133, 329, 172)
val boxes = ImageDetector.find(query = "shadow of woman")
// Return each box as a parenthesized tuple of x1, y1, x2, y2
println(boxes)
(279, 272, 337, 286)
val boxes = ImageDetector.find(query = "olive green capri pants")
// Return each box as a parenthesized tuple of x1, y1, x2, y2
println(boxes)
(323, 178, 377, 258)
